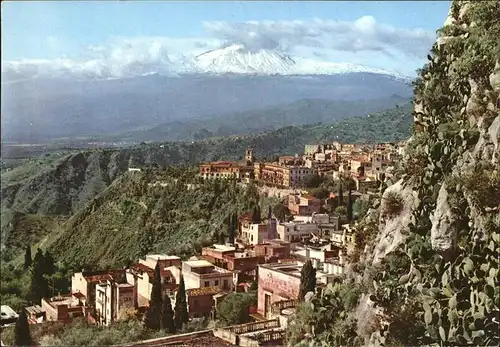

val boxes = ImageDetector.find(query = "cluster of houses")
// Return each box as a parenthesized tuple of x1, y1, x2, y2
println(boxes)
(198, 141, 406, 188)
(4, 197, 358, 334)
(0, 141, 407, 346)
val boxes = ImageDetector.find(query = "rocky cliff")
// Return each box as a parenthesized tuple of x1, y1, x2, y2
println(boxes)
(357, 1, 499, 345)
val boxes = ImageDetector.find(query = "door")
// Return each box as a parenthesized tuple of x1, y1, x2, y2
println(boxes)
(264, 293, 272, 319)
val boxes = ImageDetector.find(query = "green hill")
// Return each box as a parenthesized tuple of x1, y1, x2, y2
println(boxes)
(44, 170, 274, 268)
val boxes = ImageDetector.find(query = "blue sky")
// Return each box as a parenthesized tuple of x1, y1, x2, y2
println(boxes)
(2, 1, 452, 79)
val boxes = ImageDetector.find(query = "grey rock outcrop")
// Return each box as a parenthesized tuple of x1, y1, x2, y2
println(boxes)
(371, 179, 419, 265)
(430, 183, 458, 255)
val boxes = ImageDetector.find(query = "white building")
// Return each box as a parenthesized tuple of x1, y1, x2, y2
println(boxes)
(95, 281, 135, 326)
(182, 260, 233, 291)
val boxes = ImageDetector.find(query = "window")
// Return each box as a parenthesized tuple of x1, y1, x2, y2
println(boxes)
(204, 281, 210, 287)
(223, 279, 229, 289)
(215, 280, 219, 286)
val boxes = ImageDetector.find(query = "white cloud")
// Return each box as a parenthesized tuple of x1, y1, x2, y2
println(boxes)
(1, 17, 434, 81)
(202, 16, 434, 57)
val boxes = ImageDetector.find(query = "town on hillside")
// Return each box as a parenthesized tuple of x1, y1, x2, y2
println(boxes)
(2, 141, 407, 346)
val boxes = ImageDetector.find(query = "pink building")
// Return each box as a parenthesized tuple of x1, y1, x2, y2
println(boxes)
(257, 263, 301, 319)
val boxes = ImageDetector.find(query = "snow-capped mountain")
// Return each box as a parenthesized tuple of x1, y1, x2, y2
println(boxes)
(194, 44, 296, 75)
(191, 44, 409, 81)
(2, 43, 412, 83)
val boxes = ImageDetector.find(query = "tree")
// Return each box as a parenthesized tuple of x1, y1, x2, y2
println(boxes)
(44, 250, 56, 276)
(310, 187, 329, 200)
(353, 198, 370, 220)
(162, 295, 176, 333)
(228, 213, 236, 244)
(217, 292, 256, 326)
(218, 231, 226, 245)
(28, 249, 49, 303)
(245, 181, 260, 208)
(14, 308, 32, 347)
(232, 213, 239, 240)
(251, 205, 261, 223)
(174, 275, 189, 330)
(347, 188, 353, 223)
(338, 183, 344, 206)
(304, 173, 324, 188)
(299, 260, 316, 301)
(24, 246, 32, 270)
(144, 263, 163, 331)
(273, 203, 292, 222)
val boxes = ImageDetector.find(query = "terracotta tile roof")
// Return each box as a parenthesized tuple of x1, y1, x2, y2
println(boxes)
(82, 269, 125, 282)
(131, 263, 174, 279)
(85, 274, 114, 282)
(186, 286, 221, 297)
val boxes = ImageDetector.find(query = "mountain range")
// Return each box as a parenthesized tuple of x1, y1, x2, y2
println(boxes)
(1, 73, 412, 144)
(1, 42, 416, 144)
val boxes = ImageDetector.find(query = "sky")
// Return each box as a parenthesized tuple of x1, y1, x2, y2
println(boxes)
(2, 1, 452, 79)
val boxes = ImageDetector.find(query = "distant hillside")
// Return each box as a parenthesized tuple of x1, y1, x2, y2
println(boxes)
(1, 103, 412, 218)
(116, 96, 410, 142)
(44, 171, 274, 268)
(1, 73, 412, 143)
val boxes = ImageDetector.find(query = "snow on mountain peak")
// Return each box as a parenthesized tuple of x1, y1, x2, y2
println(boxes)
(191, 44, 409, 80)
(194, 44, 295, 75)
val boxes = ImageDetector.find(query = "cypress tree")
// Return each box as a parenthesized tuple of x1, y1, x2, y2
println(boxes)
(174, 275, 189, 330)
(299, 260, 316, 301)
(28, 249, 49, 303)
(218, 231, 226, 245)
(162, 295, 176, 333)
(232, 213, 239, 241)
(24, 246, 32, 270)
(251, 206, 260, 223)
(14, 308, 32, 347)
(338, 183, 344, 206)
(228, 213, 236, 244)
(144, 263, 163, 330)
(347, 188, 353, 223)
(213, 230, 220, 244)
(44, 250, 56, 276)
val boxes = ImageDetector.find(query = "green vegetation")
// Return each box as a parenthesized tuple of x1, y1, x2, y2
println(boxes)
(28, 248, 50, 304)
(216, 292, 257, 326)
(382, 191, 404, 218)
(273, 203, 293, 222)
(1, 103, 412, 263)
(24, 245, 32, 270)
(44, 171, 258, 268)
(174, 276, 189, 331)
(144, 263, 163, 331)
(287, 282, 362, 346)
(1, 317, 167, 346)
(14, 308, 32, 347)
(347, 188, 353, 223)
(162, 296, 176, 334)
(299, 260, 316, 301)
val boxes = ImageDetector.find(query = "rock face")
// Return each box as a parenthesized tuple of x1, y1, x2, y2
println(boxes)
(430, 183, 458, 255)
(367, 0, 500, 267)
(371, 179, 419, 264)
(355, 1, 500, 345)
